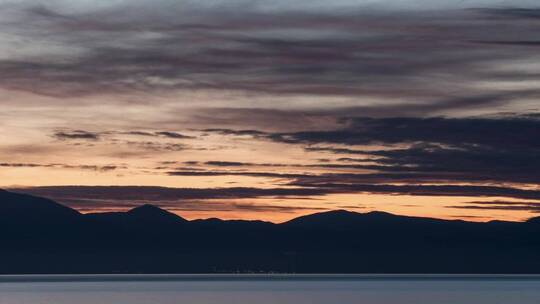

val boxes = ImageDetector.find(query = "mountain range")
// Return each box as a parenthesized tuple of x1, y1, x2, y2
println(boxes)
(1, 189, 540, 274)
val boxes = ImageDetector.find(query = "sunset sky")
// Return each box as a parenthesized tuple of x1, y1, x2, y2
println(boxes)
(1, 0, 540, 222)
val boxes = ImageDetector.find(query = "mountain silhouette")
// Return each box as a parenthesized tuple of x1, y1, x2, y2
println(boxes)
(0, 189, 80, 221)
(127, 204, 186, 221)
(526, 216, 540, 225)
(284, 210, 422, 229)
(0, 189, 81, 235)
(1, 189, 540, 274)
(87, 204, 187, 229)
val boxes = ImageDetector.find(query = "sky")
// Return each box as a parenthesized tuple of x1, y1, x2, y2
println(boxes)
(1, 0, 540, 222)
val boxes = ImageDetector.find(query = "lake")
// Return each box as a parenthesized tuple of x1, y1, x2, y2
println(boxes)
(1, 275, 539, 304)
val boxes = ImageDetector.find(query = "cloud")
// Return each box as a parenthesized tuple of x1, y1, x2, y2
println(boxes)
(10, 184, 540, 214)
(204, 161, 292, 167)
(53, 130, 100, 140)
(167, 170, 308, 179)
(0, 162, 122, 172)
(344, 144, 540, 184)
(61, 164, 120, 172)
(7, 186, 327, 214)
(57, 129, 194, 140)
(475, 40, 540, 47)
(272, 116, 540, 148)
(8, 186, 330, 209)
(121, 131, 157, 137)
(286, 183, 540, 201)
(0, 1, 538, 115)
(0, 163, 46, 168)
(46, 129, 200, 155)
(199, 115, 540, 184)
(204, 161, 253, 167)
(479, 8, 540, 20)
(154, 131, 194, 139)
(447, 200, 540, 212)
(158, 201, 328, 214)
(200, 129, 269, 137)
(304, 147, 370, 155)
(202, 114, 540, 150)
(124, 141, 190, 152)
(184, 88, 540, 131)
(165, 168, 540, 200)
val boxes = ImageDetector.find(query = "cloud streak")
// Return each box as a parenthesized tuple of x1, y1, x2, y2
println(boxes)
(0, 162, 121, 172)
(0, 1, 539, 112)
(447, 200, 540, 213)
(199, 115, 540, 184)
(53, 130, 100, 141)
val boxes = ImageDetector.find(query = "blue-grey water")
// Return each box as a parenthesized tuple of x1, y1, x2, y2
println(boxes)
(1, 275, 539, 304)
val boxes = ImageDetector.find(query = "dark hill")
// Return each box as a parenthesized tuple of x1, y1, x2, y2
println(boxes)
(127, 204, 187, 222)
(0, 189, 80, 226)
(526, 216, 540, 225)
(1, 189, 540, 274)
(283, 209, 442, 229)
(87, 204, 187, 226)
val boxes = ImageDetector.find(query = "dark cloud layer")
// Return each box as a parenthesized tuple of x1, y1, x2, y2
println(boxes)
(154, 131, 194, 139)
(479, 8, 540, 20)
(275, 116, 540, 148)
(10, 184, 540, 212)
(53, 130, 100, 141)
(203, 115, 540, 184)
(0, 162, 121, 172)
(35, 114, 540, 205)
(8, 186, 328, 214)
(0, 2, 539, 111)
(55, 129, 194, 141)
(447, 200, 540, 213)
(8, 186, 330, 212)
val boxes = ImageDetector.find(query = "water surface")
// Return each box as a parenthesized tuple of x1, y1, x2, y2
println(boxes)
(1, 275, 539, 304)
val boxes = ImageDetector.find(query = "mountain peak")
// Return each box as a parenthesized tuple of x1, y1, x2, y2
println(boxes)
(128, 204, 166, 214)
(365, 210, 396, 217)
(283, 209, 414, 229)
(0, 189, 80, 221)
(127, 204, 187, 222)
(283, 209, 360, 226)
(526, 216, 540, 224)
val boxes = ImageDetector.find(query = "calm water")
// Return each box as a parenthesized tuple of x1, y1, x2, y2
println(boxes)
(1, 275, 539, 304)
